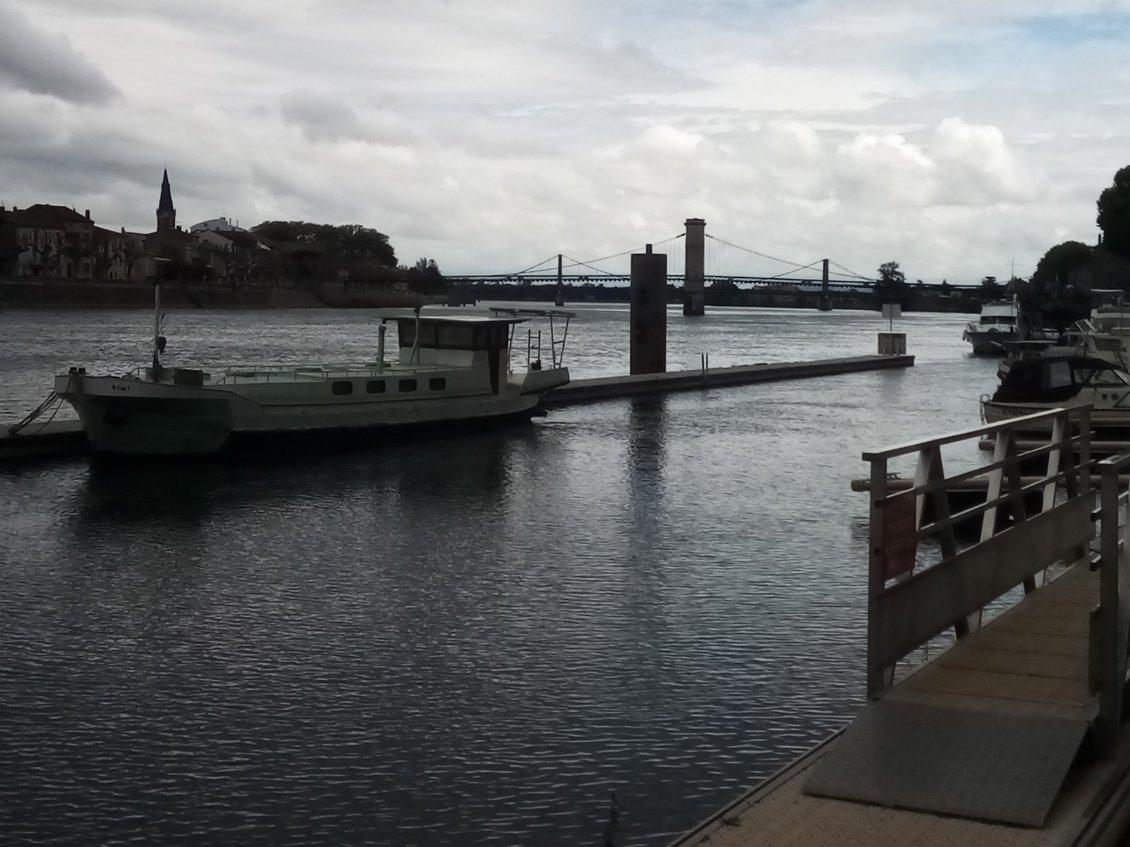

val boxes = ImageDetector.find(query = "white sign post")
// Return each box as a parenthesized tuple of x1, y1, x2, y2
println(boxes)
(879, 303, 905, 355)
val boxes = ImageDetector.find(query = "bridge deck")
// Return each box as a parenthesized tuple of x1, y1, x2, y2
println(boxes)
(669, 561, 1121, 847)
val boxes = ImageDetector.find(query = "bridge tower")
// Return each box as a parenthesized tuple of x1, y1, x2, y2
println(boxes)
(683, 217, 705, 316)
(818, 258, 832, 311)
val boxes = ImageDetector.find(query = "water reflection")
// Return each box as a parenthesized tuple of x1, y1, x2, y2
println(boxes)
(2, 309, 1002, 847)
(69, 428, 522, 532)
(626, 395, 668, 533)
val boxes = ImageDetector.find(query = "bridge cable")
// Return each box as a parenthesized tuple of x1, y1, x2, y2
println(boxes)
(560, 255, 625, 277)
(508, 255, 562, 277)
(560, 233, 685, 273)
(827, 259, 874, 281)
(763, 259, 825, 280)
(704, 234, 812, 272)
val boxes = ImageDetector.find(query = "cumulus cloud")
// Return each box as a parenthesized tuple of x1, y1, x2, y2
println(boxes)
(1, 0, 1129, 282)
(930, 117, 1033, 204)
(0, 1, 118, 103)
(279, 90, 365, 144)
(834, 133, 934, 206)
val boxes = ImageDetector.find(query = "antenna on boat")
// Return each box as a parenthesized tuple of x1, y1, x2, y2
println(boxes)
(152, 276, 163, 372)
(151, 257, 172, 375)
(409, 304, 422, 365)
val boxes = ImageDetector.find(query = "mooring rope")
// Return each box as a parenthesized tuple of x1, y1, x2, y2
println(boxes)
(8, 390, 63, 436)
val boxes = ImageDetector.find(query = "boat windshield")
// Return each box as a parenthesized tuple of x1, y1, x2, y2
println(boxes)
(992, 356, 1130, 402)
(1076, 364, 1130, 387)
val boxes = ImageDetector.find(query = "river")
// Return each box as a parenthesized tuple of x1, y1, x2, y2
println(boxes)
(0, 303, 999, 845)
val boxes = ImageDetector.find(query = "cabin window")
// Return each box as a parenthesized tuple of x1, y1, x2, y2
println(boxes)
(399, 378, 417, 392)
(366, 380, 386, 394)
(1044, 362, 1072, 391)
(429, 377, 446, 391)
(331, 381, 353, 395)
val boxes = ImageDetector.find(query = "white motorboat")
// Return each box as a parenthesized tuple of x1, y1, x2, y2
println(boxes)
(963, 299, 1018, 355)
(980, 353, 1130, 439)
(54, 286, 573, 456)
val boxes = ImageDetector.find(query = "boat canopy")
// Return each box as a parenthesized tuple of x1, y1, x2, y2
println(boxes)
(991, 355, 1130, 403)
(393, 315, 520, 352)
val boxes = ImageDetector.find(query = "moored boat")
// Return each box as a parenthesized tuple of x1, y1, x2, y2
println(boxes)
(980, 353, 1130, 439)
(54, 288, 573, 456)
(963, 299, 1019, 355)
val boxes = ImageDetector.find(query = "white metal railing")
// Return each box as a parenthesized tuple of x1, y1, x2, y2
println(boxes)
(125, 361, 456, 385)
(1095, 453, 1130, 750)
(210, 363, 426, 385)
(863, 406, 1094, 698)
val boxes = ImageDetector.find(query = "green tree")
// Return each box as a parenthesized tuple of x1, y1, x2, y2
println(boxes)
(91, 236, 123, 279)
(979, 276, 1005, 299)
(1097, 165, 1130, 259)
(1031, 241, 1093, 291)
(874, 261, 910, 309)
(251, 221, 397, 266)
(31, 237, 58, 276)
(121, 236, 144, 280)
(404, 257, 445, 294)
(878, 261, 905, 285)
(61, 237, 91, 278)
(251, 220, 398, 282)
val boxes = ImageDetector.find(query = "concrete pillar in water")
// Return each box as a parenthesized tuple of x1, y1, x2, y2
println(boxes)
(683, 217, 706, 316)
(555, 253, 565, 307)
(631, 244, 667, 375)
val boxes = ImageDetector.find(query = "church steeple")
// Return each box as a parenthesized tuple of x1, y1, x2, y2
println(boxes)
(156, 169, 176, 232)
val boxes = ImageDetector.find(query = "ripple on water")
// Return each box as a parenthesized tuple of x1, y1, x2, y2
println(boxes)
(1, 307, 987, 845)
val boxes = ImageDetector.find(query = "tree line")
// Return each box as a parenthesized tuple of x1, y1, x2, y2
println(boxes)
(0, 214, 446, 295)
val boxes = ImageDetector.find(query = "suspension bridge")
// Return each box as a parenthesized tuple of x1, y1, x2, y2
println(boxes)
(446, 219, 883, 291)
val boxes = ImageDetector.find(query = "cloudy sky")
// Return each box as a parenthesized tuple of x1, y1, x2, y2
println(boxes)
(1, 0, 1128, 282)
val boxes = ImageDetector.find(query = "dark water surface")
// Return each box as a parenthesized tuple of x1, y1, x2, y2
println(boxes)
(0, 304, 998, 845)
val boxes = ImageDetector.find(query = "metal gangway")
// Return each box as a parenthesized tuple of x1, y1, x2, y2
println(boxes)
(671, 406, 1130, 847)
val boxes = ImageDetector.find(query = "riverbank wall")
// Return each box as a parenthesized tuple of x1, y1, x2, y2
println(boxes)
(0, 277, 434, 309)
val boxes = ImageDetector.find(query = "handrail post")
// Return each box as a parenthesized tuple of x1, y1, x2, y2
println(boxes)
(1098, 456, 1121, 749)
(867, 455, 888, 699)
(1079, 406, 1092, 497)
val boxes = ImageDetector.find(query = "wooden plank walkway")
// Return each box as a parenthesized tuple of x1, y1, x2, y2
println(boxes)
(669, 562, 1119, 847)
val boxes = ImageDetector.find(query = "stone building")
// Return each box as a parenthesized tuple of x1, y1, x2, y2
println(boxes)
(0, 203, 131, 279)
